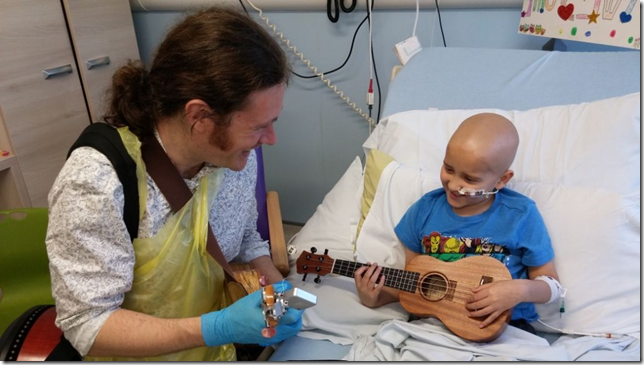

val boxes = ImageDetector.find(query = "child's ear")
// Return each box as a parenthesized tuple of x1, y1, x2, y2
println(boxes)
(495, 169, 514, 190)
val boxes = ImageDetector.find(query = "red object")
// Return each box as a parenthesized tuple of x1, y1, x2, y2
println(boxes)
(557, 4, 574, 20)
(16, 307, 63, 361)
(1, 150, 9, 156)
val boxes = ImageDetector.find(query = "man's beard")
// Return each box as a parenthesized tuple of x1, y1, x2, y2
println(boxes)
(209, 125, 232, 151)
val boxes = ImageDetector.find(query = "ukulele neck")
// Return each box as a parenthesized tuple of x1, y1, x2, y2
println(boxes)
(333, 259, 419, 293)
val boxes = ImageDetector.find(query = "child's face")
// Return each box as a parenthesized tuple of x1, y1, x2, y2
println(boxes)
(440, 143, 505, 216)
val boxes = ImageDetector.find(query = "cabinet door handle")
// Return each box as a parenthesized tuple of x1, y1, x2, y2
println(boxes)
(42, 64, 73, 79)
(86, 56, 111, 70)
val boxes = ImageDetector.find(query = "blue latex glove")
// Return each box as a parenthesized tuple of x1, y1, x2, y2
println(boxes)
(201, 281, 304, 347)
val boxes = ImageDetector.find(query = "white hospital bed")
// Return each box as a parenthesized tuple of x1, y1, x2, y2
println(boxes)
(269, 46, 640, 361)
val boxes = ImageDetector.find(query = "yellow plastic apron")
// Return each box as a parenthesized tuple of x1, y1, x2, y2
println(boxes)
(86, 127, 236, 361)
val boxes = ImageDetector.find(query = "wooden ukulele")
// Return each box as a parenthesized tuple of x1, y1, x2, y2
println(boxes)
(229, 263, 263, 302)
(296, 249, 513, 342)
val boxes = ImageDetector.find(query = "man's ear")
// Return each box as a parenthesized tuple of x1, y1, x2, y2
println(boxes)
(184, 99, 211, 131)
(495, 169, 514, 190)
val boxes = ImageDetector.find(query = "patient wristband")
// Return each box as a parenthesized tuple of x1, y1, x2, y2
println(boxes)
(534, 275, 563, 304)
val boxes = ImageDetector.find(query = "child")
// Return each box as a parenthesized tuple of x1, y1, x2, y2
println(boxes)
(354, 112, 561, 334)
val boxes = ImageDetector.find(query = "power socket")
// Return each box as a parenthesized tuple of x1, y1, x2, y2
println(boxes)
(393, 35, 422, 65)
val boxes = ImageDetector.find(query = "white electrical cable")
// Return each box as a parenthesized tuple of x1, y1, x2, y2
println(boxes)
(367, 0, 373, 81)
(244, 0, 376, 128)
(412, 0, 419, 37)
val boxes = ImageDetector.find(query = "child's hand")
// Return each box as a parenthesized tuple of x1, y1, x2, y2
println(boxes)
(465, 280, 523, 328)
(353, 262, 385, 308)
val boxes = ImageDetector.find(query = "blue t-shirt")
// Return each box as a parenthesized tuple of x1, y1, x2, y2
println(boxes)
(394, 188, 554, 322)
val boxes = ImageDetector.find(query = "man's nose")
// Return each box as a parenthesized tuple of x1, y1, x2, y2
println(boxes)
(260, 124, 277, 146)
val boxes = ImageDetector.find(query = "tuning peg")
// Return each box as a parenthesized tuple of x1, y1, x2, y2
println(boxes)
(310, 247, 317, 253)
(324, 249, 329, 255)
(302, 273, 308, 281)
(314, 275, 321, 284)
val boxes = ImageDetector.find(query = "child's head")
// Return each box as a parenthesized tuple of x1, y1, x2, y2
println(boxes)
(440, 113, 519, 216)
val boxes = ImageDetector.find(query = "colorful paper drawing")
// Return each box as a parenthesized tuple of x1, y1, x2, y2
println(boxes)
(519, 0, 640, 49)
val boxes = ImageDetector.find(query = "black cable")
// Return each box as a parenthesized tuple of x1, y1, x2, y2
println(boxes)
(292, 14, 369, 79)
(238, 0, 248, 15)
(371, 40, 381, 124)
(435, 0, 447, 47)
(340, 0, 357, 13)
(328, 0, 358, 23)
(327, 0, 340, 23)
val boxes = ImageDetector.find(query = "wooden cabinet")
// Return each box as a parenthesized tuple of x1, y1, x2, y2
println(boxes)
(0, 0, 140, 208)
(63, 0, 140, 122)
(0, 105, 30, 210)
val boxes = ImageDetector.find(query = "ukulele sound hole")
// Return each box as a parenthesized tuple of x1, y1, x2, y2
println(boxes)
(420, 273, 448, 301)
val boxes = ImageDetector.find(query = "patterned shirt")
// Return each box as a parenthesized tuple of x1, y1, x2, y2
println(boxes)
(45, 140, 269, 355)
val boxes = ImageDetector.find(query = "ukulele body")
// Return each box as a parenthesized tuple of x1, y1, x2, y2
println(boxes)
(399, 255, 512, 342)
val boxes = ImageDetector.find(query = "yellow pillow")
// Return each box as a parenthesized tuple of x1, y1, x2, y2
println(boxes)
(356, 149, 395, 240)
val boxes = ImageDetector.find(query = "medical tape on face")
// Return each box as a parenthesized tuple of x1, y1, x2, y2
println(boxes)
(534, 275, 564, 304)
(457, 187, 498, 197)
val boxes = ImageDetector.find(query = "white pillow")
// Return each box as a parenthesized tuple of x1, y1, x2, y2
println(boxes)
(363, 93, 640, 195)
(511, 182, 640, 336)
(356, 161, 640, 337)
(355, 161, 440, 265)
(285, 156, 409, 345)
(286, 156, 362, 266)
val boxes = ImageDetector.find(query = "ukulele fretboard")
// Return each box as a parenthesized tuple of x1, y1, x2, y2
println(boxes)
(332, 259, 419, 293)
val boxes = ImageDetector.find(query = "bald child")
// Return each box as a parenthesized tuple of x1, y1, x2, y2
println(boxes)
(354, 113, 560, 336)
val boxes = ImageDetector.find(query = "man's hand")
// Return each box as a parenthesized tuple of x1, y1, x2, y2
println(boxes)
(201, 282, 302, 347)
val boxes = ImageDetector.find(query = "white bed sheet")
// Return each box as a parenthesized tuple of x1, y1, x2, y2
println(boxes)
(344, 318, 640, 361)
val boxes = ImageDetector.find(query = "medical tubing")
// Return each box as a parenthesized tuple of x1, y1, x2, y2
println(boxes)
(245, 0, 375, 127)
(536, 319, 628, 339)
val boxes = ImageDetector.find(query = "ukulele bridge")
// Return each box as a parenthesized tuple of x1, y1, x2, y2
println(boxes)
(479, 275, 494, 285)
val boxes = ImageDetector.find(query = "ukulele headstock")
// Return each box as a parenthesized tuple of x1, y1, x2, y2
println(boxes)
(296, 247, 334, 282)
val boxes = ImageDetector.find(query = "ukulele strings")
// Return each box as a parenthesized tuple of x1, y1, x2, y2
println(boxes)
(302, 261, 483, 301)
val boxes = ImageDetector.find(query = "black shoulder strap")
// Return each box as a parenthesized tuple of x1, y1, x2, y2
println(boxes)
(44, 335, 83, 361)
(68, 123, 139, 240)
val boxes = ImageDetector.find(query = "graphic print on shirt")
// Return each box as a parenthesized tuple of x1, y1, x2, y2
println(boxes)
(421, 231, 509, 263)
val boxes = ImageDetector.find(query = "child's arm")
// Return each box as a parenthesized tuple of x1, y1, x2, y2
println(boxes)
(465, 260, 559, 328)
(353, 248, 420, 308)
